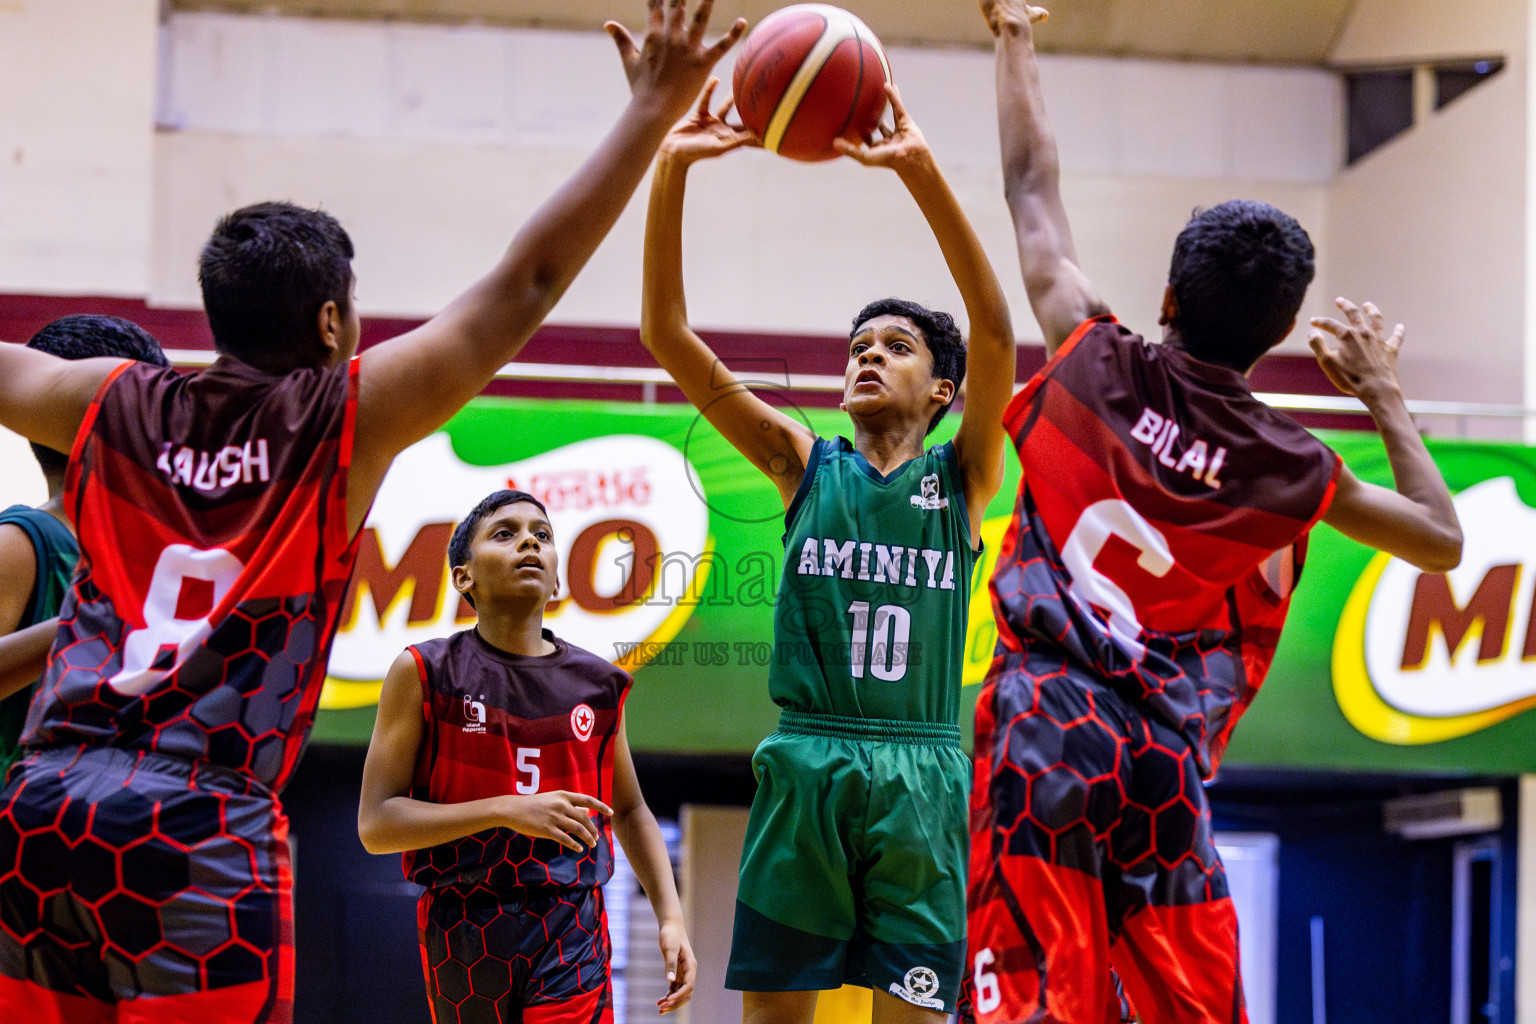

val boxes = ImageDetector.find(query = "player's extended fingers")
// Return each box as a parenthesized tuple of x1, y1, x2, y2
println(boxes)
(664, 0, 686, 37)
(832, 137, 875, 163)
(1308, 315, 1345, 338)
(1387, 322, 1407, 354)
(716, 95, 735, 120)
(546, 825, 585, 852)
(1362, 300, 1384, 330)
(1029, 5, 1050, 23)
(605, 22, 640, 69)
(565, 791, 616, 816)
(1307, 329, 1335, 362)
(706, 17, 749, 61)
(688, 0, 716, 47)
(1335, 296, 1366, 329)
(559, 811, 600, 848)
(697, 77, 718, 117)
(647, 0, 664, 35)
(674, 945, 697, 994)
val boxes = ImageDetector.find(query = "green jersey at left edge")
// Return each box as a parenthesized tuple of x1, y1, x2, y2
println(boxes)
(768, 437, 978, 726)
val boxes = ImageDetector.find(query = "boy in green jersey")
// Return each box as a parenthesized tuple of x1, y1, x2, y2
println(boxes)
(640, 81, 1016, 1023)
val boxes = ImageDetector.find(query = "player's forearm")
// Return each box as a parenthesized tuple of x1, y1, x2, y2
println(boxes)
(641, 155, 698, 359)
(449, 95, 679, 373)
(639, 157, 747, 411)
(612, 801, 684, 925)
(895, 154, 1014, 356)
(993, 19, 1062, 224)
(0, 619, 55, 701)
(1360, 384, 1462, 563)
(358, 794, 514, 856)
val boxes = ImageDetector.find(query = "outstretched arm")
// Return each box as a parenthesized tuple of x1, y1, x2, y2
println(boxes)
(358, 651, 614, 856)
(641, 83, 815, 508)
(0, 619, 57, 701)
(350, 1, 747, 532)
(982, 2, 1109, 354)
(1315, 300, 1462, 573)
(0, 345, 122, 456)
(837, 84, 1014, 545)
(610, 716, 694, 1015)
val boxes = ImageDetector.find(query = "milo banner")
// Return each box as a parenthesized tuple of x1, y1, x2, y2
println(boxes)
(312, 397, 1536, 775)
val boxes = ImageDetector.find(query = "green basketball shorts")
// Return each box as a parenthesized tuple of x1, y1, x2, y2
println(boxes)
(725, 710, 970, 1013)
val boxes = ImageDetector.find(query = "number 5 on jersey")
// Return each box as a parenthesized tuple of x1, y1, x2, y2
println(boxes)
(516, 747, 540, 794)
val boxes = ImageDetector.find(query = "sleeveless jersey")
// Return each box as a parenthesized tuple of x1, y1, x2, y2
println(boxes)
(403, 628, 630, 893)
(770, 436, 976, 725)
(0, 505, 78, 776)
(992, 317, 1339, 773)
(22, 358, 361, 792)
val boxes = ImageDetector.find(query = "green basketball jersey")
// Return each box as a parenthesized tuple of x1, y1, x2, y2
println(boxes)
(0, 504, 78, 778)
(769, 437, 976, 725)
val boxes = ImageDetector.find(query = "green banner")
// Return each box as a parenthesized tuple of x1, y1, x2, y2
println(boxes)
(311, 397, 1536, 775)
(1224, 435, 1536, 774)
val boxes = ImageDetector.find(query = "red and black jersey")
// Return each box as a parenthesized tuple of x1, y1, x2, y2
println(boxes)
(993, 317, 1339, 774)
(22, 358, 361, 792)
(403, 628, 630, 894)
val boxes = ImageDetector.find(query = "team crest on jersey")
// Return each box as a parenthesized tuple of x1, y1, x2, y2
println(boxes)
(889, 965, 943, 1010)
(910, 473, 949, 511)
(570, 703, 595, 742)
(462, 695, 488, 734)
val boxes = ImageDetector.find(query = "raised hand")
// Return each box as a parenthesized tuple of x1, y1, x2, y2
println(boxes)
(1309, 298, 1405, 402)
(832, 83, 928, 170)
(500, 790, 614, 853)
(660, 78, 760, 164)
(605, 0, 748, 121)
(980, 0, 1050, 36)
(655, 918, 696, 1014)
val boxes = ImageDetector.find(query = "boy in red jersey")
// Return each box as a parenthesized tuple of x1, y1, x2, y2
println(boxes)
(0, 316, 169, 781)
(963, 4, 1463, 1023)
(0, 5, 743, 1022)
(359, 489, 691, 1024)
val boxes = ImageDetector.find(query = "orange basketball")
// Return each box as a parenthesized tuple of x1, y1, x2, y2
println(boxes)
(732, 4, 892, 163)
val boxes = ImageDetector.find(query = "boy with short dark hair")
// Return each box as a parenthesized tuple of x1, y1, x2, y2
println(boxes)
(641, 81, 1016, 1024)
(964, 4, 1463, 1022)
(359, 490, 692, 1023)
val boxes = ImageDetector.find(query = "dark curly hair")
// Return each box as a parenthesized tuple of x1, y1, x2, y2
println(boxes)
(1167, 200, 1315, 371)
(27, 315, 169, 476)
(199, 201, 355, 372)
(850, 298, 967, 434)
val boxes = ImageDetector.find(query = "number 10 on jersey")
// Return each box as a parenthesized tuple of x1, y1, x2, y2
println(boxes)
(847, 601, 912, 682)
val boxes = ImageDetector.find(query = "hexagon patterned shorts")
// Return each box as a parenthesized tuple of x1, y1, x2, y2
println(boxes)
(0, 745, 293, 1023)
(960, 653, 1246, 1024)
(417, 883, 612, 1024)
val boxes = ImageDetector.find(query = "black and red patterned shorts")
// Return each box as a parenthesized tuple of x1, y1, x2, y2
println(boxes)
(0, 745, 293, 1023)
(961, 653, 1245, 1024)
(418, 883, 613, 1024)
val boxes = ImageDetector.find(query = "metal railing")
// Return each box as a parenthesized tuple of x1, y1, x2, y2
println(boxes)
(162, 350, 1530, 436)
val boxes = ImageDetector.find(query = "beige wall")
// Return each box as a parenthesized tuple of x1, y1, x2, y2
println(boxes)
(1333, 0, 1518, 65)
(3, 5, 1531, 417)
(0, 0, 157, 295)
(1324, 0, 1526, 409)
(149, 13, 1341, 350)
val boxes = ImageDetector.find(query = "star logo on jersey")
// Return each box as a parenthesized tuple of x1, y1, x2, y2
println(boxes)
(890, 965, 944, 1010)
(570, 703, 595, 742)
(910, 473, 949, 511)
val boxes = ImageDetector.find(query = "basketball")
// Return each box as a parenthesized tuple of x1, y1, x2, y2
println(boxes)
(731, 4, 892, 163)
